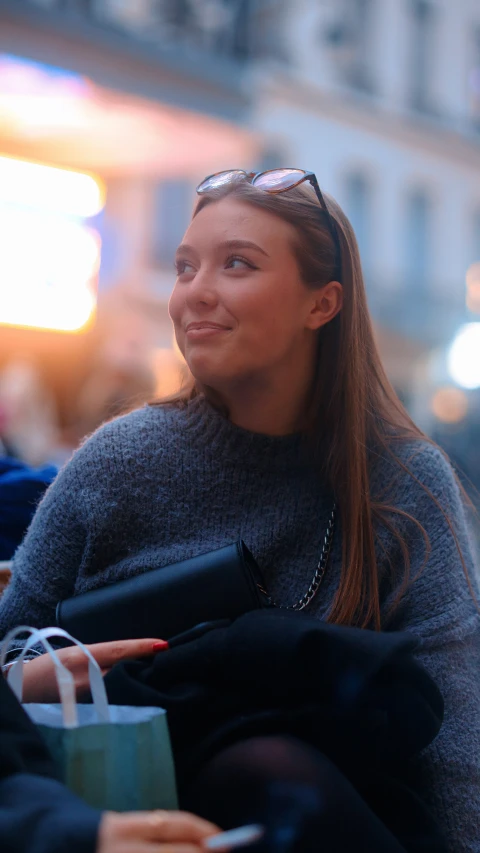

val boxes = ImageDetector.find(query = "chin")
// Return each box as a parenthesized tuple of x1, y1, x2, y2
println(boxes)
(189, 360, 244, 391)
(185, 346, 249, 388)
(190, 370, 230, 391)
(186, 357, 227, 386)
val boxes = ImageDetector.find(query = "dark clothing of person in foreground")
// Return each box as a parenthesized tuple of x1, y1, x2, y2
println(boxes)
(105, 609, 448, 853)
(0, 674, 100, 853)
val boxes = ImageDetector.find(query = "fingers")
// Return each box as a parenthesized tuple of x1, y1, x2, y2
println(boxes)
(87, 639, 167, 668)
(21, 655, 59, 703)
(119, 811, 221, 843)
(155, 846, 208, 853)
(98, 812, 222, 853)
(151, 811, 221, 843)
(22, 640, 166, 702)
(101, 843, 205, 853)
(139, 845, 206, 853)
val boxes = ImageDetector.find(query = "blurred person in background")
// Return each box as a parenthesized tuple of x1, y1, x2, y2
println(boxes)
(71, 358, 156, 443)
(0, 362, 58, 562)
(68, 312, 157, 444)
(0, 168, 478, 851)
(0, 360, 59, 467)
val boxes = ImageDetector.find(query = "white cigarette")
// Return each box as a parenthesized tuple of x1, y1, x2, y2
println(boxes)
(204, 824, 264, 850)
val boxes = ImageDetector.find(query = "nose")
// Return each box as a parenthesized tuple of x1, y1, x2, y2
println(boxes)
(184, 267, 219, 310)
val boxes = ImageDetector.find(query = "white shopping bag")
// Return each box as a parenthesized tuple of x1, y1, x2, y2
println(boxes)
(0, 626, 178, 811)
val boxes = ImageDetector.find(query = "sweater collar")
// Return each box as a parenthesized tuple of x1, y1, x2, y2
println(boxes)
(180, 394, 313, 470)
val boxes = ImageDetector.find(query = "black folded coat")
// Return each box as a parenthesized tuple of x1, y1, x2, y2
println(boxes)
(104, 609, 446, 853)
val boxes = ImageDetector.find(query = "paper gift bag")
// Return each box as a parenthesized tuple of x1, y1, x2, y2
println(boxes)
(1, 626, 178, 812)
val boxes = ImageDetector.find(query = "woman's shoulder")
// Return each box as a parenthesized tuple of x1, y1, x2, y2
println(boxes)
(390, 437, 454, 476)
(374, 438, 480, 634)
(78, 402, 185, 451)
(370, 437, 461, 511)
(373, 437, 480, 593)
(57, 403, 188, 485)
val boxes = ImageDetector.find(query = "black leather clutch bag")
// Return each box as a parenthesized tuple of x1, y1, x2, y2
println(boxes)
(56, 541, 269, 644)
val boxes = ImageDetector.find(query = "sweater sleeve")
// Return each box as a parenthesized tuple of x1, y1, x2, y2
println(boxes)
(0, 447, 89, 639)
(0, 774, 100, 853)
(380, 443, 480, 853)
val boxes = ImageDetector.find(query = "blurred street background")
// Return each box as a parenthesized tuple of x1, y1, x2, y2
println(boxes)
(0, 0, 479, 491)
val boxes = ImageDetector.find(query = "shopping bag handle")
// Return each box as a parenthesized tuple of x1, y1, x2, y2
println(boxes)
(0, 626, 110, 727)
(0, 625, 78, 726)
(0, 624, 39, 670)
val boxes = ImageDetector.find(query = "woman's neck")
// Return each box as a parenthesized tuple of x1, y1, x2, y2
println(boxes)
(213, 373, 313, 437)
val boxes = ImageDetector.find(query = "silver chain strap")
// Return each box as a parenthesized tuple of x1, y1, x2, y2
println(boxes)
(259, 504, 337, 611)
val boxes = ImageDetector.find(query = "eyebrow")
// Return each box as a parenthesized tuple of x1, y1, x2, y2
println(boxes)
(175, 239, 270, 258)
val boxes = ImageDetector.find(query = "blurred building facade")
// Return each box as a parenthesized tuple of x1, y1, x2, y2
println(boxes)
(0, 0, 479, 480)
(250, 0, 480, 407)
(0, 0, 267, 451)
(247, 0, 480, 488)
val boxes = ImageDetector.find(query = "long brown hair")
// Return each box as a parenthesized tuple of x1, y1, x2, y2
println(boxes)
(155, 179, 476, 630)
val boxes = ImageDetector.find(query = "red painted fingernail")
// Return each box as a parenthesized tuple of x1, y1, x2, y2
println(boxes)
(152, 641, 169, 651)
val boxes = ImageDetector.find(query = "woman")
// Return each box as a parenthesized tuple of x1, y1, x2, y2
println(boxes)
(0, 168, 479, 850)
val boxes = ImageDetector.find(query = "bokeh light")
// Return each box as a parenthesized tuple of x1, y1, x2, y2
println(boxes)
(0, 156, 105, 218)
(431, 386, 469, 424)
(466, 262, 480, 314)
(0, 209, 99, 332)
(447, 323, 480, 390)
(0, 156, 105, 332)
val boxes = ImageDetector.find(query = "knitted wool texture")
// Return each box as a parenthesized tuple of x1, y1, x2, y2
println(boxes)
(0, 396, 479, 851)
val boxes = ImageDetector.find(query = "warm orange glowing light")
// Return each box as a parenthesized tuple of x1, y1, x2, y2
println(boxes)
(0, 156, 105, 332)
(0, 211, 99, 332)
(152, 347, 187, 398)
(0, 155, 105, 217)
(431, 386, 469, 424)
(466, 262, 480, 314)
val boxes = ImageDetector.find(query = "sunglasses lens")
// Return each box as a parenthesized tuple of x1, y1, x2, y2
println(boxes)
(253, 169, 305, 191)
(196, 170, 247, 193)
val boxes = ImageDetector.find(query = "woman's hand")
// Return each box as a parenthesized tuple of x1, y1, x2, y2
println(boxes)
(20, 638, 165, 703)
(97, 810, 222, 853)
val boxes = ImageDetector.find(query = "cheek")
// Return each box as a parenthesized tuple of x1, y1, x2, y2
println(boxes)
(168, 288, 185, 353)
(230, 287, 277, 325)
(235, 290, 301, 343)
(169, 286, 187, 339)
(168, 285, 181, 326)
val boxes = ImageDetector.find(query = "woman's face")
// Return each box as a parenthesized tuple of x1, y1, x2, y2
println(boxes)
(169, 197, 330, 392)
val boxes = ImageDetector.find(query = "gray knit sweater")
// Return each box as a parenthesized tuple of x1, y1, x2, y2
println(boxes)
(0, 396, 479, 850)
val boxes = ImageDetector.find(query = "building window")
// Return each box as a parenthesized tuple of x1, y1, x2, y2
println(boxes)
(473, 209, 480, 260)
(344, 172, 372, 275)
(349, 0, 375, 91)
(256, 146, 287, 173)
(249, 0, 288, 61)
(466, 209, 480, 313)
(468, 27, 480, 132)
(196, 0, 286, 62)
(100, 1, 155, 29)
(408, 0, 436, 113)
(324, 0, 376, 93)
(404, 189, 432, 291)
(151, 179, 193, 268)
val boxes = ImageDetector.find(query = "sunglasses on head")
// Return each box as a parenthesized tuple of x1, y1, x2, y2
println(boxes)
(196, 168, 341, 278)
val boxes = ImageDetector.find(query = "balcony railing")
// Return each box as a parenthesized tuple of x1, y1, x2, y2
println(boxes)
(8, 0, 286, 64)
(366, 278, 469, 348)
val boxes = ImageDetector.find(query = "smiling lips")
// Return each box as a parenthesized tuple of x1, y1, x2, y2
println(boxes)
(185, 321, 231, 339)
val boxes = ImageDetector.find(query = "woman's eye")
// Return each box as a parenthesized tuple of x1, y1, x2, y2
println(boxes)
(175, 260, 195, 275)
(225, 256, 256, 271)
